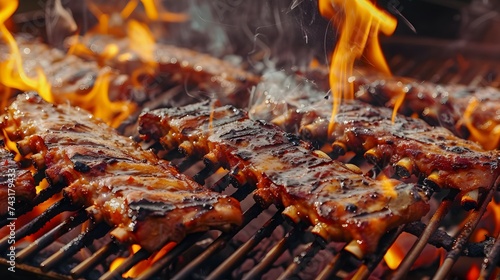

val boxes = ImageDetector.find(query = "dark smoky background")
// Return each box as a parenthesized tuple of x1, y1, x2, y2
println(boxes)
(16, 0, 498, 71)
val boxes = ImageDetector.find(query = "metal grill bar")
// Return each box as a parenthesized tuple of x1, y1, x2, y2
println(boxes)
(206, 212, 284, 280)
(393, 197, 453, 279)
(16, 210, 89, 262)
(40, 222, 112, 272)
(0, 197, 76, 252)
(135, 233, 205, 280)
(70, 241, 120, 279)
(433, 188, 496, 279)
(100, 248, 151, 280)
(243, 227, 302, 280)
(277, 239, 325, 280)
(480, 229, 500, 279)
(171, 203, 265, 280)
(352, 226, 405, 280)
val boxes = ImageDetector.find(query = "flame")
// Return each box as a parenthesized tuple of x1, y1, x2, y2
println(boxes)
(0, 0, 52, 102)
(384, 232, 445, 271)
(122, 0, 188, 22)
(384, 239, 405, 270)
(0, 0, 137, 128)
(460, 97, 500, 150)
(470, 199, 500, 243)
(110, 242, 176, 278)
(318, 0, 397, 135)
(59, 70, 136, 128)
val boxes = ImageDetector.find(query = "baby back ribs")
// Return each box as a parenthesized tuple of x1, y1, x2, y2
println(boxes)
(248, 73, 500, 200)
(0, 142, 35, 217)
(67, 34, 260, 107)
(139, 101, 429, 254)
(0, 35, 132, 100)
(352, 70, 500, 150)
(300, 67, 500, 149)
(0, 92, 242, 251)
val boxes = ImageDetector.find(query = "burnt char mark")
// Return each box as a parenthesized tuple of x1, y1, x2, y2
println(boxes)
(143, 100, 431, 253)
(153, 100, 213, 119)
(129, 199, 176, 220)
(73, 161, 91, 173)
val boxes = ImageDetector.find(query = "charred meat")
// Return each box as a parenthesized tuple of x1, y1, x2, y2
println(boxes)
(139, 100, 429, 253)
(300, 67, 500, 149)
(0, 92, 242, 251)
(0, 35, 132, 101)
(249, 72, 500, 200)
(352, 70, 500, 150)
(0, 142, 35, 217)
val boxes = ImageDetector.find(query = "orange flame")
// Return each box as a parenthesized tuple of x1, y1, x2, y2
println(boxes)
(0, 0, 136, 128)
(0, 0, 51, 102)
(384, 239, 405, 270)
(318, 0, 397, 135)
(384, 232, 445, 272)
(59, 70, 136, 128)
(110, 242, 176, 278)
(460, 97, 500, 150)
(69, 0, 176, 87)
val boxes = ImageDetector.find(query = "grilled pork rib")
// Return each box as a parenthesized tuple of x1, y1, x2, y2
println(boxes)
(249, 72, 500, 198)
(139, 101, 429, 253)
(302, 67, 500, 149)
(0, 35, 132, 100)
(354, 73, 500, 150)
(0, 143, 35, 217)
(0, 92, 242, 251)
(67, 34, 260, 107)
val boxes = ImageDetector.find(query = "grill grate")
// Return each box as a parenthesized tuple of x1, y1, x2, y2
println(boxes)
(2, 40, 500, 279)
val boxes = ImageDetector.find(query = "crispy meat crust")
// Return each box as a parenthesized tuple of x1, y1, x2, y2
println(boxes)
(0, 35, 135, 101)
(248, 74, 500, 194)
(139, 101, 429, 253)
(302, 67, 500, 149)
(67, 34, 260, 107)
(1, 92, 242, 251)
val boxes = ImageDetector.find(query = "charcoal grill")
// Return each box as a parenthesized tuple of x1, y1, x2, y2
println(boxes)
(2, 1, 500, 279)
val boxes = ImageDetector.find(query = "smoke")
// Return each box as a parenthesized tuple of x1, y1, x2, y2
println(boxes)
(45, 0, 77, 48)
(45, 0, 335, 71)
(156, 0, 335, 70)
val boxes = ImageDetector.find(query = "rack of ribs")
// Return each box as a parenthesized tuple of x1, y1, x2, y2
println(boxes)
(0, 92, 242, 252)
(248, 72, 500, 207)
(66, 34, 260, 108)
(298, 66, 500, 149)
(139, 100, 430, 254)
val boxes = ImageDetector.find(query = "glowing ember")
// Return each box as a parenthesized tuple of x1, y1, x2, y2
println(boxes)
(58, 70, 135, 128)
(318, 0, 397, 135)
(384, 239, 405, 270)
(466, 263, 480, 280)
(110, 242, 176, 278)
(383, 232, 445, 272)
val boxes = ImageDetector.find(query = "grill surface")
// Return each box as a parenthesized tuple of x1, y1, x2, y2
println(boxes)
(2, 14, 500, 280)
